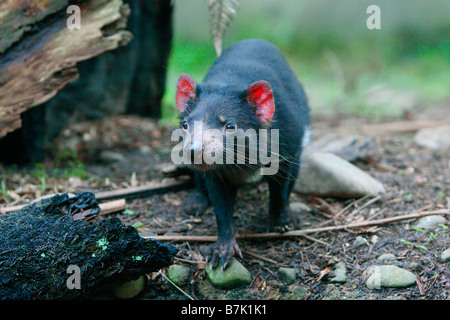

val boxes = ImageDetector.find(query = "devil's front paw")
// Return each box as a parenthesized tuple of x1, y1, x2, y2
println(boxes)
(267, 210, 293, 233)
(184, 191, 209, 216)
(207, 238, 243, 270)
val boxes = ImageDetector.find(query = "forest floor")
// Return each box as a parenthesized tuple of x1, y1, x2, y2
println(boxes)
(0, 104, 449, 300)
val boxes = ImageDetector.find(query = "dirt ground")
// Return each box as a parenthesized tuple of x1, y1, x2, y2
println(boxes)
(0, 107, 449, 300)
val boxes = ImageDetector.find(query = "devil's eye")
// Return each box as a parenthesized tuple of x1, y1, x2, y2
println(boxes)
(225, 123, 236, 130)
(181, 120, 188, 130)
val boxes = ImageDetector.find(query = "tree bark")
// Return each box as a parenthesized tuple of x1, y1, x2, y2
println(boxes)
(125, 0, 173, 118)
(0, 0, 132, 140)
(0, 0, 173, 163)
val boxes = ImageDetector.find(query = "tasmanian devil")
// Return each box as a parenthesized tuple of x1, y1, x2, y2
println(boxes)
(174, 39, 310, 269)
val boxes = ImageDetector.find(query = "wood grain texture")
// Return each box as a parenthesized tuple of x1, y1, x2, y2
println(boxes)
(0, 0, 131, 138)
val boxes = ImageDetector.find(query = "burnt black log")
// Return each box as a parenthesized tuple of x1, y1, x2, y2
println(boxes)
(0, 192, 178, 300)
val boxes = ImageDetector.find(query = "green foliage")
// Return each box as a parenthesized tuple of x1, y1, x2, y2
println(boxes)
(31, 163, 47, 179)
(131, 222, 143, 229)
(162, 1, 449, 123)
(403, 224, 448, 252)
(40, 176, 46, 193)
(122, 209, 135, 215)
(54, 150, 86, 179)
(400, 239, 427, 251)
(1, 179, 8, 200)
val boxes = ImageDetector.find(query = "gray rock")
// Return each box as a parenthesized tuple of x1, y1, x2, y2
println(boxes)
(329, 261, 347, 283)
(99, 150, 126, 163)
(364, 85, 420, 117)
(278, 267, 297, 284)
(167, 265, 191, 286)
(414, 125, 450, 151)
(366, 265, 416, 289)
(441, 248, 450, 263)
(295, 152, 385, 198)
(413, 215, 447, 229)
(353, 236, 368, 248)
(377, 253, 397, 263)
(305, 135, 375, 162)
(205, 258, 252, 289)
(385, 294, 407, 300)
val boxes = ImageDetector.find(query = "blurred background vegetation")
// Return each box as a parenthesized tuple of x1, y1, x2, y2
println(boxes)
(161, 0, 449, 125)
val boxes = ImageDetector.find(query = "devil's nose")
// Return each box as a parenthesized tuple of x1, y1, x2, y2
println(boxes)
(189, 142, 204, 158)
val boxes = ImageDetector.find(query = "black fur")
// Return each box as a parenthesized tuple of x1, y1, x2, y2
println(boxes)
(179, 39, 310, 269)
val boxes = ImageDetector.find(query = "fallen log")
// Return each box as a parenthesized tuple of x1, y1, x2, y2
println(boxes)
(0, 192, 177, 299)
(0, 0, 132, 139)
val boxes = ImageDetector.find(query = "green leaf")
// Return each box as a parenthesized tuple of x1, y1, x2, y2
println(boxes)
(416, 245, 428, 251)
(122, 209, 135, 215)
(132, 222, 143, 229)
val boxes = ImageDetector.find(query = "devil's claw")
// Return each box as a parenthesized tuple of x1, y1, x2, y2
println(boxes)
(207, 238, 243, 270)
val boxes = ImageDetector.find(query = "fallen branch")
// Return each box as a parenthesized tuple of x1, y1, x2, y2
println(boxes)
(0, 204, 25, 215)
(0, 198, 126, 217)
(0, 177, 191, 214)
(359, 120, 447, 134)
(147, 209, 450, 242)
(95, 178, 193, 201)
(98, 199, 127, 215)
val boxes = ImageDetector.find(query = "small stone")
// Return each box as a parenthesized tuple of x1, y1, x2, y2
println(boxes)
(366, 265, 416, 289)
(68, 177, 84, 188)
(167, 265, 191, 286)
(205, 258, 252, 289)
(112, 276, 146, 299)
(413, 215, 447, 229)
(365, 86, 419, 117)
(407, 262, 421, 271)
(139, 145, 152, 154)
(286, 284, 309, 300)
(305, 135, 376, 162)
(278, 267, 297, 284)
(289, 202, 312, 212)
(414, 125, 450, 150)
(329, 261, 347, 283)
(440, 248, 450, 263)
(385, 294, 407, 300)
(353, 236, 368, 248)
(377, 253, 397, 263)
(99, 150, 126, 163)
(295, 152, 385, 198)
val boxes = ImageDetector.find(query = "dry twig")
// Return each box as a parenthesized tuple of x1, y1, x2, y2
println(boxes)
(148, 209, 450, 242)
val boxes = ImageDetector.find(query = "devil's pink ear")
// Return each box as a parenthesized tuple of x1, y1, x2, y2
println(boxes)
(246, 81, 275, 125)
(176, 73, 197, 112)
